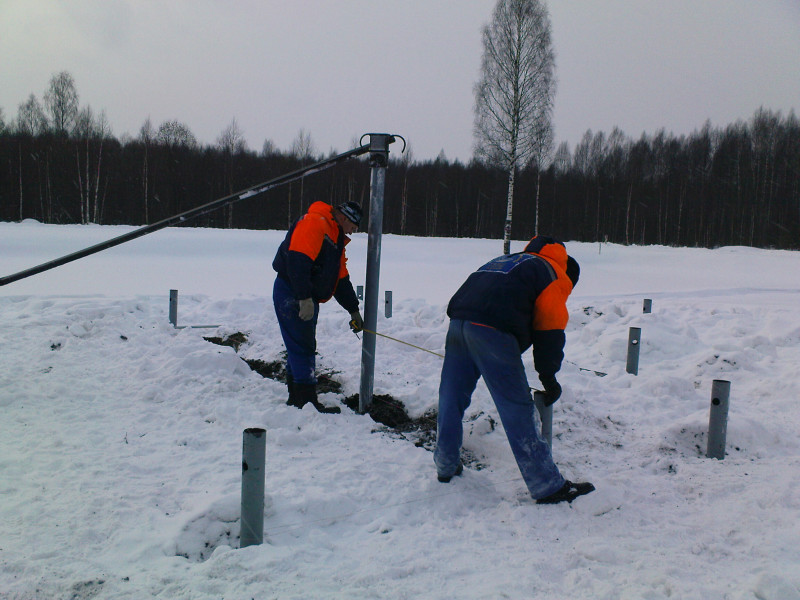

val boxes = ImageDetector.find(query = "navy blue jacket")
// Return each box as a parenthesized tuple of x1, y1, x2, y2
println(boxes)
(447, 239, 574, 379)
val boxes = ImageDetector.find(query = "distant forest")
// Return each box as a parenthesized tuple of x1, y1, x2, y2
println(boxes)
(1, 104, 798, 249)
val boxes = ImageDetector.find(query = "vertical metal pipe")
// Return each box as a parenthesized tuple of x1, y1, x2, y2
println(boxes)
(169, 289, 178, 327)
(626, 327, 641, 375)
(533, 391, 553, 447)
(706, 380, 731, 460)
(385, 290, 392, 319)
(359, 134, 390, 414)
(240, 427, 266, 548)
(643, 298, 652, 313)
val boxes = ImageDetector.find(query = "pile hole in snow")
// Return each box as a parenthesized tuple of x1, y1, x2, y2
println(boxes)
(203, 333, 437, 445)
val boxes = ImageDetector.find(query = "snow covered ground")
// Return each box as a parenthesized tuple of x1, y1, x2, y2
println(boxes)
(2, 220, 800, 599)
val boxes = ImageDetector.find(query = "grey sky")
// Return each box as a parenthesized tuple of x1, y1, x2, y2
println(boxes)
(1, 0, 798, 162)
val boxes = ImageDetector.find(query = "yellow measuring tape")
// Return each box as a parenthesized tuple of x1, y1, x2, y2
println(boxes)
(355, 326, 445, 358)
(353, 324, 605, 378)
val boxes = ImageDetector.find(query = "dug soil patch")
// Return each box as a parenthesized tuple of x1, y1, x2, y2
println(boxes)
(204, 332, 432, 441)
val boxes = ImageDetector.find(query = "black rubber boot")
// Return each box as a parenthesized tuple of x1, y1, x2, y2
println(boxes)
(437, 463, 463, 483)
(294, 383, 341, 414)
(285, 372, 306, 408)
(536, 480, 595, 504)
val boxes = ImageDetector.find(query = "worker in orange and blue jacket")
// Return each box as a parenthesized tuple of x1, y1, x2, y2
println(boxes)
(272, 201, 364, 414)
(434, 236, 595, 504)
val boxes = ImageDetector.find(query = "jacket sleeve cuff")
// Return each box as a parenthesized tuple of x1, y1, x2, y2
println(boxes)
(531, 329, 565, 378)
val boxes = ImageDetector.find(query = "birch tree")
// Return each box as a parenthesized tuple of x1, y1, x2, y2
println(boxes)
(156, 120, 197, 148)
(216, 117, 247, 227)
(217, 117, 247, 156)
(16, 94, 48, 136)
(14, 95, 49, 220)
(474, 0, 555, 253)
(261, 138, 279, 157)
(139, 118, 154, 224)
(43, 71, 79, 136)
(290, 128, 316, 162)
(290, 128, 316, 219)
(74, 106, 112, 223)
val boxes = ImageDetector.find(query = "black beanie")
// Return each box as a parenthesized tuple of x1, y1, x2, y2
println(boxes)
(566, 256, 580, 287)
(337, 202, 363, 226)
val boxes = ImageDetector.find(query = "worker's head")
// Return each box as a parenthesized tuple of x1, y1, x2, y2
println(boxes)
(524, 235, 579, 288)
(335, 201, 362, 234)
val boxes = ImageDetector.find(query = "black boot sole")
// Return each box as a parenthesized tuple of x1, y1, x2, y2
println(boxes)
(536, 481, 595, 504)
(437, 463, 464, 483)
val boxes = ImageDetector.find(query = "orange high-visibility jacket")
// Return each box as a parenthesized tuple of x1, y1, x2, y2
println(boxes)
(272, 201, 359, 312)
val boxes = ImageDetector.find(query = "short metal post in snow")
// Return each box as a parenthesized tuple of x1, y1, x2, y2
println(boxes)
(706, 380, 731, 460)
(169, 289, 179, 327)
(384, 290, 392, 318)
(643, 298, 652, 313)
(533, 391, 553, 447)
(167, 289, 219, 329)
(240, 428, 266, 548)
(626, 327, 641, 375)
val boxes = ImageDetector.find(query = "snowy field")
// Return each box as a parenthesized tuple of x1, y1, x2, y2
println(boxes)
(2, 220, 800, 599)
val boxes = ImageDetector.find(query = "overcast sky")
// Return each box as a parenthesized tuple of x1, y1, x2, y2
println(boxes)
(1, 0, 798, 162)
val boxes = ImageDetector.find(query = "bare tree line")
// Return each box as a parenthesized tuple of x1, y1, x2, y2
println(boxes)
(1, 72, 798, 249)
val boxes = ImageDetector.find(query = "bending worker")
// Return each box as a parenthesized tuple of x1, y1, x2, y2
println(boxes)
(434, 235, 594, 504)
(272, 200, 364, 414)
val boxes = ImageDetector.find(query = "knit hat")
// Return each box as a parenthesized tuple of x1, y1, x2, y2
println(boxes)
(566, 256, 580, 287)
(337, 202, 363, 226)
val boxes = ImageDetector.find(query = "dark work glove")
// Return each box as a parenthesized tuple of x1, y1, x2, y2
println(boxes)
(349, 310, 364, 333)
(540, 375, 562, 406)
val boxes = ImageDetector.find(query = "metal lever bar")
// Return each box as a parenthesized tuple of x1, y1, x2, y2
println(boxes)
(1, 142, 374, 287)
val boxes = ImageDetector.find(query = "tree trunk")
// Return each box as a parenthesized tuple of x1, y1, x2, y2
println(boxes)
(503, 165, 516, 254)
(85, 138, 90, 223)
(93, 137, 104, 224)
(625, 184, 632, 245)
(142, 145, 149, 224)
(76, 152, 86, 224)
(45, 151, 53, 223)
(534, 170, 541, 236)
(400, 170, 408, 235)
(18, 143, 23, 221)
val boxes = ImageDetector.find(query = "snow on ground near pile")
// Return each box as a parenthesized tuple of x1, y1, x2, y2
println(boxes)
(1, 221, 800, 599)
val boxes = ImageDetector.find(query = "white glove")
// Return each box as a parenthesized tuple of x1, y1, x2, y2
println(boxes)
(298, 298, 315, 321)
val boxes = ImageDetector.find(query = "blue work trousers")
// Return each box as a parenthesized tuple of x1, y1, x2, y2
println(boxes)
(434, 319, 565, 499)
(273, 276, 318, 385)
